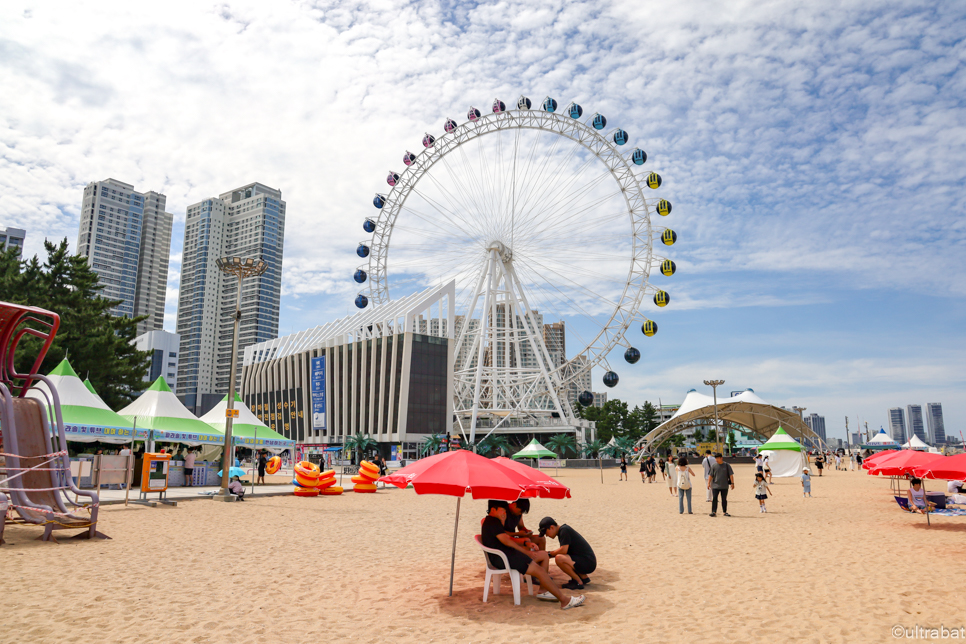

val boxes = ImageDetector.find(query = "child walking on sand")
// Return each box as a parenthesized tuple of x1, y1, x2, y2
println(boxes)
(754, 472, 772, 512)
(801, 467, 812, 497)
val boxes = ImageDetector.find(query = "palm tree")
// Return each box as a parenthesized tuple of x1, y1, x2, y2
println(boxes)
(477, 434, 512, 457)
(582, 438, 606, 483)
(546, 433, 577, 457)
(344, 433, 378, 464)
(419, 434, 444, 457)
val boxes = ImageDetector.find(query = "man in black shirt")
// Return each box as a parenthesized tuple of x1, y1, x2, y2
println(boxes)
(482, 501, 585, 609)
(504, 499, 546, 550)
(539, 517, 597, 590)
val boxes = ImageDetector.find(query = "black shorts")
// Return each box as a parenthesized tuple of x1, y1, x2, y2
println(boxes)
(756, 494, 768, 500)
(258, 468, 266, 477)
(573, 556, 597, 575)
(184, 468, 193, 477)
(505, 550, 532, 575)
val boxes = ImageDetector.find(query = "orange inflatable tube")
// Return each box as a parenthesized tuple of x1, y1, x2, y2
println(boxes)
(294, 461, 320, 478)
(294, 487, 319, 497)
(266, 456, 281, 475)
(359, 461, 379, 475)
(296, 472, 322, 487)
(350, 475, 372, 485)
(319, 486, 344, 495)
(354, 483, 377, 493)
(316, 477, 337, 490)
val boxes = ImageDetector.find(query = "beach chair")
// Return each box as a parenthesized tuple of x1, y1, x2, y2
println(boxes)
(474, 535, 533, 605)
(0, 302, 107, 543)
(894, 496, 910, 511)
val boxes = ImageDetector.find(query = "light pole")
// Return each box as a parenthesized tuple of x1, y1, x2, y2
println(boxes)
(212, 256, 268, 501)
(703, 379, 725, 454)
(793, 406, 807, 448)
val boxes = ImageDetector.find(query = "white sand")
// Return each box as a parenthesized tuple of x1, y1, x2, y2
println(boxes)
(2, 464, 965, 643)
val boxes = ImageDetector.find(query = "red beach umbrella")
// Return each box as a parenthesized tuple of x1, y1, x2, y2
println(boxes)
(493, 456, 572, 499)
(868, 451, 944, 477)
(862, 449, 898, 471)
(912, 454, 966, 481)
(379, 450, 541, 596)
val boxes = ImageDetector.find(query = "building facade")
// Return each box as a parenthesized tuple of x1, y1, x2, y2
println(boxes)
(240, 283, 454, 460)
(77, 178, 173, 334)
(805, 413, 827, 444)
(925, 403, 945, 444)
(0, 226, 25, 254)
(133, 330, 180, 393)
(907, 404, 925, 442)
(888, 407, 907, 443)
(176, 182, 285, 414)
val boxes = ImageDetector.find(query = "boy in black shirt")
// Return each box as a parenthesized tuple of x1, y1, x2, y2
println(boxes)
(482, 501, 585, 609)
(539, 517, 597, 590)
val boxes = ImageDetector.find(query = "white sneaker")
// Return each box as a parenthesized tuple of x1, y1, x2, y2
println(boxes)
(562, 595, 586, 610)
(536, 591, 556, 601)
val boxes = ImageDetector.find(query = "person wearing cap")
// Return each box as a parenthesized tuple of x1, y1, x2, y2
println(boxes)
(482, 501, 585, 610)
(539, 517, 597, 590)
(801, 467, 812, 497)
(707, 452, 734, 517)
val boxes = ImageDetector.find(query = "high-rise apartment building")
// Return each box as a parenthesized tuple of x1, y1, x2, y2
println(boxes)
(133, 330, 180, 393)
(805, 413, 826, 443)
(907, 404, 925, 442)
(543, 321, 566, 368)
(176, 182, 285, 413)
(888, 407, 907, 443)
(77, 179, 173, 334)
(0, 226, 25, 254)
(925, 403, 945, 444)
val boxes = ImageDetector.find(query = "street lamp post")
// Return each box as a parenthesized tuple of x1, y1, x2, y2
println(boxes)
(212, 256, 268, 501)
(703, 379, 725, 454)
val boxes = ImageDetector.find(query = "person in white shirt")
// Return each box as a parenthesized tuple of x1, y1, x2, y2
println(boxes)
(701, 451, 714, 502)
(184, 450, 197, 487)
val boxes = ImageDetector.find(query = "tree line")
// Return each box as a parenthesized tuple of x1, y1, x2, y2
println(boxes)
(0, 240, 151, 409)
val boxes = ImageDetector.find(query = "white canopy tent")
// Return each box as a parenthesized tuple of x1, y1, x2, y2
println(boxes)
(757, 427, 806, 477)
(634, 389, 819, 455)
(901, 435, 930, 451)
(863, 429, 900, 450)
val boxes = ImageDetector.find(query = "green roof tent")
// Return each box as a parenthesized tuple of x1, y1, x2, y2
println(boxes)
(200, 393, 295, 453)
(25, 358, 141, 443)
(757, 427, 806, 477)
(117, 377, 225, 446)
(511, 438, 557, 460)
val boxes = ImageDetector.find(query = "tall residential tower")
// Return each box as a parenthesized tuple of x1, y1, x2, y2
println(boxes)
(888, 407, 906, 443)
(925, 403, 946, 444)
(176, 182, 285, 414)
(907, 404, 925, 442)
(77, 179, 173, 334)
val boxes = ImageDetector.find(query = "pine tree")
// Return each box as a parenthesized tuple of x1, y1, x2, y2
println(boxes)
(0, 239, 150, 409)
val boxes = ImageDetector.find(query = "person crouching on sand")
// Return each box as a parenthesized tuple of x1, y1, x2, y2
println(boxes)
(539, 517, 597, 590)
(482, 501, 585, 610)
(228, 476, 246, 501)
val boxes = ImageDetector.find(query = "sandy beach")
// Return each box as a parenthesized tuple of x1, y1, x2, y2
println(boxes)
(3, 463, 965, 644)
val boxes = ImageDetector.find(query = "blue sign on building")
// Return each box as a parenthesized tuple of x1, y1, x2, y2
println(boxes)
(310, 356, 326, 430)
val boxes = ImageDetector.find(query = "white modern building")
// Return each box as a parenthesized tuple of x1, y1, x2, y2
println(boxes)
(907, 404, 926, 442)
(77, 179, 173, 334)
(133, 330, 180, 394)
(176, 182, 285, 414)
(888, 407, 907, 443)
(926, 403, 946, 444)
(0, 226, 25, 254)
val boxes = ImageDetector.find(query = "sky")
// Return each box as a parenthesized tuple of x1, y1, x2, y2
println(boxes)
(1, 0, 964, 441)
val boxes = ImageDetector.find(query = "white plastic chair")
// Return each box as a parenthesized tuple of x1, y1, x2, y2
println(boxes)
(474, 535, 533, 605)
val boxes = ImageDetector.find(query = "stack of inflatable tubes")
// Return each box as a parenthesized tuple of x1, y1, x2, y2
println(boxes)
(266, 456, 281, 475)
(350, 460, 380, 493)
(292, 461, 343, 497)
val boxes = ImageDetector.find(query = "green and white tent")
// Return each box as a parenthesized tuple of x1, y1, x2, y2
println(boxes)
(25, 358, 142, 443)
(757, 427, 806, 477)
(511, 438, 557, 460)
(200, 393, 295, 453)
(118, 377, 225, 446)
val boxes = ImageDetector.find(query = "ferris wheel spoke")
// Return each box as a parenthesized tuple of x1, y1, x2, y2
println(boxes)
(419, 165, 488, 232)
(510, 138, 583, 233)
(521, 188, 626, 247)
(516, 254, 626, 312)
(409, 186, 490, 240)
(513, 147, 599, 229)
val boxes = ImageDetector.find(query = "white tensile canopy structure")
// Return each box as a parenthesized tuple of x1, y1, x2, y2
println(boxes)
(863, 429, 900, 449)
(118, 378, 225, 447)
(634, 389, 820, 455)
(757, 427, 806, 477)
(199, 393, 295, 453)
(901, 435, 930, 451)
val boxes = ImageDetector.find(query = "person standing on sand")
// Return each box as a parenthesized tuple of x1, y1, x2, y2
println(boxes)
(184, 449, 196, 487)
(763, 456, 773, 483)
(701, 450, 714, 502)
(814, 453, 824, 476)
(676, 455, 696, 514)
(257, 451, 267, 485)
(754, 472, 772, 512)
(707, 453, 734, 517)
(665, 456, 677, 496)
(619, 455, 628, 481)
(647, 455, 657, 483)
(639, 456, 647, 483)
(801, 467, 811, 497)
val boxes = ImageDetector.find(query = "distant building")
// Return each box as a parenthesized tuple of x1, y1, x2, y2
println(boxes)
(0, 226, 25, 254)
(77, 178, 173, 335)
(925, 403, 946, 444)
(176, 182, 285, 414)
(888, 407, 907, 443)
(590, 391, 607, 409)
(805, 413, 827, 444)
(850, 432, 862, 447)
(133, 330, 180, 394)
(907, 404, 926, 442)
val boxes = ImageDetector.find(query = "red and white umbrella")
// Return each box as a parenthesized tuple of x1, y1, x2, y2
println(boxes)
(867, 451, 944, 477)
(912, 454, 966, 481)
(380, 450, 542, 595)
(493, 456, 571, 499)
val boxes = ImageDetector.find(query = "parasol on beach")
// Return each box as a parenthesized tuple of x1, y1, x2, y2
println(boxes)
(867, 451, 944, 477)
(862, 449, 897, 470)
(493, 457, 571, 499)
(911, 454, 966, 481)
(379, 450, 540, 596)
(217, 466, 247, 479)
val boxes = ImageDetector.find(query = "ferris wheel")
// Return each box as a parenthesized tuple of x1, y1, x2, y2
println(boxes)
(353, 95, 678, 442)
